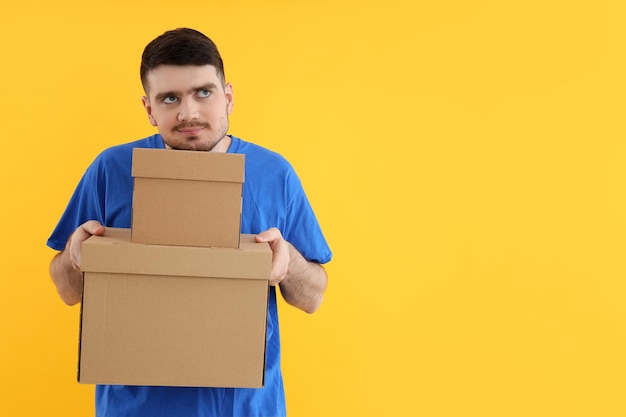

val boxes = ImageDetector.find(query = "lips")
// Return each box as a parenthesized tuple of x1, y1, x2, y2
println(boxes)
(175, 123, 209, 135)
(178, 127, 204, 134)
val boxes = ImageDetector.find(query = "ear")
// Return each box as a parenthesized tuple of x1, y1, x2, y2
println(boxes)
(224, 83, 234, 115)
(142, 96, 157, 126)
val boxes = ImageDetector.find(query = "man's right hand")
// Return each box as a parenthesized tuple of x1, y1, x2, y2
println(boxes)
(67, 220, 106, 272)
(50, 220, 105, 305)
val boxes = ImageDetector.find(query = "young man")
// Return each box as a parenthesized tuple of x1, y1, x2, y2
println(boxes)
(47, 28, 332, 417)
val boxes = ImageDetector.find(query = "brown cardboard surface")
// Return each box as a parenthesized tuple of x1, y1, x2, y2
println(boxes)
(79, 228, 271, 388)
(131, 148, 244, 248)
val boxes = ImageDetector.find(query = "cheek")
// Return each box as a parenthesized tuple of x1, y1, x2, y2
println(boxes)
(151, 111, 176, 127)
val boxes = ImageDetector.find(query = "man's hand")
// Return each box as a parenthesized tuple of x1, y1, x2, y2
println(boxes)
(255, 227, 328, 313)
(255, 227, 289, 286)
(50, 220, 105, 305)
(67, 220, 106, 272)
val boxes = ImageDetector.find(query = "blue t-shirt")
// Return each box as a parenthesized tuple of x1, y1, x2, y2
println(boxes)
(48, 134, 332, 417)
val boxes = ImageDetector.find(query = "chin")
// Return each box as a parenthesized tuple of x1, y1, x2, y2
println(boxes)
(163, 139, 210, 152)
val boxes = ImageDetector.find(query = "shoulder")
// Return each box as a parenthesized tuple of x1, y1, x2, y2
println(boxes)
(231, 136, 289, 163)
(230, 136, 296, 178)
(97, 134, 163, 160)
(89, 135, 162, 172)
(232, 137, 308, 208)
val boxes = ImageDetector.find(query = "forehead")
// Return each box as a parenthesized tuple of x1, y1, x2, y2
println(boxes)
(145, 64, 221, 96)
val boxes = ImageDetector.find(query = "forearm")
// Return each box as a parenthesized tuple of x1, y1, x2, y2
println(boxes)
(50, 248, 83, 306)
(279, 243, 328, 314)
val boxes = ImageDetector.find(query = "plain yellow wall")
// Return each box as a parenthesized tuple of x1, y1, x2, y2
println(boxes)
(2, 0, 626, 415)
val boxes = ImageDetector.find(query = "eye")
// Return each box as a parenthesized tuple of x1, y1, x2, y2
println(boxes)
(163, 96, 178, 104)
(198, 89, 211, 98)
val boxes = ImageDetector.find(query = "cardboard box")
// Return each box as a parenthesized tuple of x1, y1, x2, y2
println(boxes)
(131, 148, 245, 248)
(79, 228, 271, 388)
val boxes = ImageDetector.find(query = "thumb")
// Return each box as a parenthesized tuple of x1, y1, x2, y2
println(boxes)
(255, 227, 281, 243)
(84, 220, 106, 237)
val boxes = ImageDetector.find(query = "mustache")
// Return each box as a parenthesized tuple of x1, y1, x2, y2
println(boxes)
(175, 121, 210, 130)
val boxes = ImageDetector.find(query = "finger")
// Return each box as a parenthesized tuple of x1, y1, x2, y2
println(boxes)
(270, 255, 288, 282)
(70, 221, 105, 271)
(269, 240, 289, 285)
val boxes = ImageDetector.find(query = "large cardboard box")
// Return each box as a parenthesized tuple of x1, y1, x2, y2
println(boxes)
(79, 228, 271, 388)
(131, 148, 245, 248)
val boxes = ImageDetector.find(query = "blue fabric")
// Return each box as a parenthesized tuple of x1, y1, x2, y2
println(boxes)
(47, 134, 332, 417)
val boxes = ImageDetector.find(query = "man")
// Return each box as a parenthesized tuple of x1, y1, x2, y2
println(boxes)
(47, 28, 332, 417)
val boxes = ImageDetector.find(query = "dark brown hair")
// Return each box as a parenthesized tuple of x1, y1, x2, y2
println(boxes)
(140, 28, 225, 92)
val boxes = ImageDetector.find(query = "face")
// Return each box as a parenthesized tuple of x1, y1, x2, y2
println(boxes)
(142, 65, 234, 152)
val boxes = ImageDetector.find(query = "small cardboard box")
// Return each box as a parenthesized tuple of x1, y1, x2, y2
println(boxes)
(79, 228, 271, 388)
(131, 148, 245, 248)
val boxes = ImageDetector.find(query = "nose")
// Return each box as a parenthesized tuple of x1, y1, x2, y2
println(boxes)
(177, 98, 199, 122)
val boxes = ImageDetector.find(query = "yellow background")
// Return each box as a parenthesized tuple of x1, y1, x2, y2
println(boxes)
(1, 0, 626, 415)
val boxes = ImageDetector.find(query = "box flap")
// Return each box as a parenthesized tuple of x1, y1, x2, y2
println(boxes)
(132, 148, 245, 183)
(81, 228, 271, 279)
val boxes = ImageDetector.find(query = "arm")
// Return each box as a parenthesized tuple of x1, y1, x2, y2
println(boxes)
(256, 228, 328, 314)
(50, 221, 105, 306)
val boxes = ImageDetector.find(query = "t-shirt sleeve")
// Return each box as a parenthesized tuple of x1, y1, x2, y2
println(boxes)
(46, 160, 106, 251)
(282, 169, 332, 265)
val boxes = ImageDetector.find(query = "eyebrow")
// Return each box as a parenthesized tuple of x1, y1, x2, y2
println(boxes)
(154, 83, 219, 102)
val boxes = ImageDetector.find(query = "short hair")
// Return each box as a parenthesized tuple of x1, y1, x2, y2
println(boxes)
(140, 28, 225, 92)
